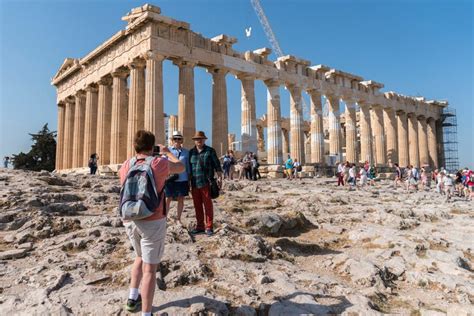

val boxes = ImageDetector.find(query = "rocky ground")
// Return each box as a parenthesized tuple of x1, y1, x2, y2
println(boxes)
(0, 168, 473, 315)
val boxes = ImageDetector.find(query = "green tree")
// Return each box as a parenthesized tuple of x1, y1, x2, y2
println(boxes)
(13, 124, 57, 171)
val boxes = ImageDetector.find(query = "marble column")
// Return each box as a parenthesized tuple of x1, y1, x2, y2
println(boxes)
(211, 68, 228, 156)
(176, 60, 196, 148)
(344, 99, 357, 163)
(359, 103, 373, 163)
(418, 116, 429, 166)
(383, 108, 398, 165)
(265, 80, 283, 164)
(396, 111, 409, 167)
(257, 125, 265, 153)
(96, 76, 113, 165)
(282, 129, 290, 155)
(63, 98, 75, 169)
(168, 115, 178, 145)
(240, 76, 257, 153)
(371, 105, 386, 166)
(55, 102, 66, 170)
(309, 91, 324, 164)
(72, 90, 86, 168)
(427, 118, 438, 168)
(408, 113, 420, 167)
(144, 53, 165, 144)
(288, 85, 305, 164)
(110, 69, 129, 164)
(127, 59, 146, 158)
(327, 95, 341, 160)
(83, 84, 99, 166)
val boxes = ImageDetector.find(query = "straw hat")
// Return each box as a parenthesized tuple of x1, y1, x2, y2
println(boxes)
(171, 131, 183, 139)
(191, 131, 208, 140)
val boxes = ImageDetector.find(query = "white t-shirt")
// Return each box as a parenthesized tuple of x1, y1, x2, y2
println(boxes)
(443, 176, 453, 186)
(349, 167, 356, 178)
(337, 163, 344, 173)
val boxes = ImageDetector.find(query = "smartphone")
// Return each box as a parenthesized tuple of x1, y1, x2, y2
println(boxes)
(153, 145, 160, 156)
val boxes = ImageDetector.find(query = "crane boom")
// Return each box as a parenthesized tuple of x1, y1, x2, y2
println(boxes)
(250, 0, 311, 118)
(250, 0, 284, 57)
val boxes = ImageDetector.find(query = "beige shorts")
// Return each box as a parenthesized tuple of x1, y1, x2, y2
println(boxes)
(124, 218, 167, 264)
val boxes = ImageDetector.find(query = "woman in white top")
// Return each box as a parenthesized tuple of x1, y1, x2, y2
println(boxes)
(359, 164, 368, 187)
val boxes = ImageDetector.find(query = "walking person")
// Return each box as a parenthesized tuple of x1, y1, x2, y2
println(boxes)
(165, 131, 190, 225)
(189, 131, 223, 236)
(348, 163, 357, 190)
(119, 130, 184, 315)
(88, 153, 98, 175)
(285, 155, 294, 180)
(394, 163, 402, 188)
(3, 156, 10, 168)
(293, 159, 302, 180)
(359, 163, 368, 188)
(222, 150, 235, 180)
(337, 161, 345, 186)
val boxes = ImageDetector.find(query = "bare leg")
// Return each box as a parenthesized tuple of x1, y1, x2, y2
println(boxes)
(177, 197, 184, 222)
(141, 262, 157, 313)
(166, 198, 172, 219)
(130, 257, 143, 290)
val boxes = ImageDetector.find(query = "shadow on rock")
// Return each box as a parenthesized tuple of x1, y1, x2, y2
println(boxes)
(270, 291, 353, 315)
(274, 238, 341, 257)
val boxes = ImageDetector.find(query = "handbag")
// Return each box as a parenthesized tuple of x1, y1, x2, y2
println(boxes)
(208, 177, 220, 199)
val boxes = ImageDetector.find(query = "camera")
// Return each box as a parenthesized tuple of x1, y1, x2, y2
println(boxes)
(152, 145, 160, 156)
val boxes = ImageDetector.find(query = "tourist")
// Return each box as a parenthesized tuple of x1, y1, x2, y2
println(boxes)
(343, 161, 350, 184)
(394, 163, 402, 188)
(465, 168, 474, 201)
(436, 170, 445, 195)
(285, 155, 294, 180)
(250, 153, 260, 181)
(337, 161, 345, 186)
(188, 131, 223, 236)
(119, 130, 184, 315)
(165, 131, 190, 225)
(348, 163, 357, 190)
(420, 166, 428, 190)
(242, 152, 252, 180)
(443, 173, 454, 201)
(293, 158, 302, 180)
(405, 165, 418, 191)
(222, 150, 235, 180)
(359, 163, 368, 187)
(3, 156, 10, 168)
(237, 157, 245, 180)
(368, 164, 377, 186)
(88, 153, 98, 175)
(455, 170, 464, 197)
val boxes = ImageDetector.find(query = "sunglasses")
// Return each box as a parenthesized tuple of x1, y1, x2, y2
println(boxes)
(173, 138, 183, 141)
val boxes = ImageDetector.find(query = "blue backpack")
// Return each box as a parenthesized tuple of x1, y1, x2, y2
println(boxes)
(119, 156, 165, 220)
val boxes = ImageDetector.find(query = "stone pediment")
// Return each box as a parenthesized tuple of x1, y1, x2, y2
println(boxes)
(53, 58, 80, 82)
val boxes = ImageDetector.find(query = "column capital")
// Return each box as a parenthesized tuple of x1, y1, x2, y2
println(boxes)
(98, 75, 113, 86)
(58, 100, 66, 107)
(75, 90, 86, 98)
(407, 112, 417, 118)
(396, 109, 406, 115)
(207, 66, 229, 76)
(417, 114, 427, 120)
(85, 84, 98, 93)
(263, 79, 282, 88)
(111, 68, 129, 79)
(236, 72, 257, 81)
(65, 96, 75, 104)
(306, 89, 322, 97)
(173, 59, 196, 68)
(143, 50, 166, 62)
(127, 57, 146, 69)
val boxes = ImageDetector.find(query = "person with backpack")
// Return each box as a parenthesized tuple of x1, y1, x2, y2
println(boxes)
(118, 130, 184, 315)
(188, 131, 223, 236)
(165, 131, 190, 225)
(88, 153, 98, 175)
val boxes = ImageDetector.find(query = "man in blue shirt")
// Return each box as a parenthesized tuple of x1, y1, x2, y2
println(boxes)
(165, 131, 191, 224)
(285, 155, 294, 179)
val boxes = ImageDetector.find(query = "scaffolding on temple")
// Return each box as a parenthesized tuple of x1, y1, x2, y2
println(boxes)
(440, 107, 459, 172)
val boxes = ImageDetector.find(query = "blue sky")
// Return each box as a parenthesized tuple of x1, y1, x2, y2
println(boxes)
(1, 0, 472, 168)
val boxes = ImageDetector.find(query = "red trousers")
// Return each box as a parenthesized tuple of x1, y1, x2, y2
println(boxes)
(191, 185, 214, 230)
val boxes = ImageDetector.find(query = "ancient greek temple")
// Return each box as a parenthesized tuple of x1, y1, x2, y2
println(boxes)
(52, 4, 447, 172)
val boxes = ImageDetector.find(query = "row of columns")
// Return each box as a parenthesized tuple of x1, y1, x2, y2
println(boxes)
(56, 52, 440, 170)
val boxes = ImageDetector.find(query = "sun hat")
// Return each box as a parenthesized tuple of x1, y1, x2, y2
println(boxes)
(172, 131, 183, 139)
(191, 131, 208, 140)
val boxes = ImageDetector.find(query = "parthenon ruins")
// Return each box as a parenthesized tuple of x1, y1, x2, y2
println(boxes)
(52, 4, 447, 172)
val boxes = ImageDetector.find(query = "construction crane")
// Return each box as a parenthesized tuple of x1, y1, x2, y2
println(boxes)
(250, 0, 311, 118)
